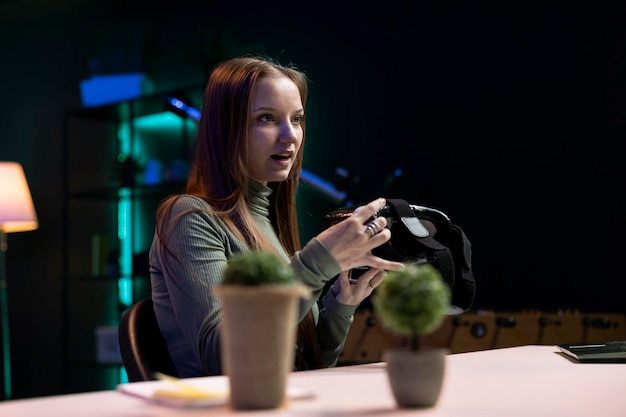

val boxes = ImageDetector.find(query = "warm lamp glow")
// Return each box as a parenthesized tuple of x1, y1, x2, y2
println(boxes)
(0, 162, 38, 233)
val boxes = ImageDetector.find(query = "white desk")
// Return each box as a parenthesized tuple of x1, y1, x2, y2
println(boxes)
(1, 345, 624, 416)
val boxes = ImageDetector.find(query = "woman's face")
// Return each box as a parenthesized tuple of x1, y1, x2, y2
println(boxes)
(247, 76, 304, 186)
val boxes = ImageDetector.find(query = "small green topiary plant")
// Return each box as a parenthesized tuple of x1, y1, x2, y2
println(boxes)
(372, 263, 450, 351)
(223, 250, 296, 285)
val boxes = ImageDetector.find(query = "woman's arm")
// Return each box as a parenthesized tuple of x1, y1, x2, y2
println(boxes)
(151, 196, 242, 376)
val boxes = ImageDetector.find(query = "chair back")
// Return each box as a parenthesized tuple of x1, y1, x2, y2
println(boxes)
(118, 297, 178, 381)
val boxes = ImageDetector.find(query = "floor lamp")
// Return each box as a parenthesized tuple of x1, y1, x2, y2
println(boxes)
(0, 162, 38, 400)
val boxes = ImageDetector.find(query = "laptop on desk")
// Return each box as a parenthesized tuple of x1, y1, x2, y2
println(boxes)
(556, 340, 626, 363)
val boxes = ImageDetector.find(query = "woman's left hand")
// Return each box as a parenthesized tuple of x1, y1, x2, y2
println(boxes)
(331, 268, 387, 306)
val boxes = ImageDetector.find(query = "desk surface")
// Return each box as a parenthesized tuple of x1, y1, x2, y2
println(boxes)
(1, 345, 624, 416)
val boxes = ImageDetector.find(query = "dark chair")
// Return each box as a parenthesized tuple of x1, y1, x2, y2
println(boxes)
(118, 297, 179, 382)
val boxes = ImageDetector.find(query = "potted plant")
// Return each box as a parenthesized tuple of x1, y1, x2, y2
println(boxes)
(217, 251, 310, 410)
(372, 263, 451, 408)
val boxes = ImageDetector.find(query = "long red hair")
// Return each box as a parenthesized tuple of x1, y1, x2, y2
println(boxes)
(157, 56, 307, 255)
(155, 56, 322, 370)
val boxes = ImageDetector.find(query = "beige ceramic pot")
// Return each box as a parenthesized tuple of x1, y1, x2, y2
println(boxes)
(383, 347, 448, 408)
(217, 283, 309, 410)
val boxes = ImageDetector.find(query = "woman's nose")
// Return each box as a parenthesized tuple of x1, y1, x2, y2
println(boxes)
(279, 122, 298, 143)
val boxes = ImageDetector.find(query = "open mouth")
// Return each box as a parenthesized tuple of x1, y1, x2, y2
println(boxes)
(271, 153, 291, 161)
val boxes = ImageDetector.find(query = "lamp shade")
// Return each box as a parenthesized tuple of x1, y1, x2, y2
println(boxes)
(0, 162, 38, 233)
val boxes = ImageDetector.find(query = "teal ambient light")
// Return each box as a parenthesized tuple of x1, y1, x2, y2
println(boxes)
(115, 112, 196, 309)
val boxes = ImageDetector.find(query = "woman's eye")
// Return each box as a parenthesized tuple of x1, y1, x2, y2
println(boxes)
(292, 114, 304, 124)
(258, 114, 274, 122)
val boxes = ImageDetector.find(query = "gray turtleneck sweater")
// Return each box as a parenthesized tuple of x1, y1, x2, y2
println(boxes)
(149, 181, 357, 377)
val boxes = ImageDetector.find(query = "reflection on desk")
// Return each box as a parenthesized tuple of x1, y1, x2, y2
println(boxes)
(0, 345, 624, 416)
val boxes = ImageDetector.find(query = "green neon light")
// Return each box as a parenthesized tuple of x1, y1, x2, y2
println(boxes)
(115, 112, 195, 309)
(119, 366, 128, 384)
(118, 187, 132, 307)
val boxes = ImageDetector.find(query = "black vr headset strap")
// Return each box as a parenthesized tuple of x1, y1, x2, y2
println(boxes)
(385, 199, 456, 289)
(385, 199, 429, 238)
(450, 224, 475, 310)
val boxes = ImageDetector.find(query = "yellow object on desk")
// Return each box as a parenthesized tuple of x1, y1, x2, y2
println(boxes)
(152, 372, 228, 402)
(117, 372, 314, 409)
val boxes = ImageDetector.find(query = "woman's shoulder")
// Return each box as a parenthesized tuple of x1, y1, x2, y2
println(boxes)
(165, 194, 228, 231)
(158, 194, 218, 220)
(167, 194, 213, 212)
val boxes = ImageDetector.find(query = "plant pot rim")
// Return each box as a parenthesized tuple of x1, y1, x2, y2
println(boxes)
(217, 282, 311, 298)
(384, 347, 449, 356)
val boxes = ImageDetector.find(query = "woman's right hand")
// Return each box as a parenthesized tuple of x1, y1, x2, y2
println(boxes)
(331, 268, 387, 305)
(315, 198, 405, 272)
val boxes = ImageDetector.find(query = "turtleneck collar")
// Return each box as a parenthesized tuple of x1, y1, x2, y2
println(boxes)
(247, 180, 272, 218)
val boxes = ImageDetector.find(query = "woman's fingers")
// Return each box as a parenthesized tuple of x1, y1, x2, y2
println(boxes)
(367, 269, 387, 288)
(349, 268, 386, 290)
(317, 197, 409, 271)
(364, 256, 405, 272)
(352, 198, 386, 223)
(332, 268, 387, 305)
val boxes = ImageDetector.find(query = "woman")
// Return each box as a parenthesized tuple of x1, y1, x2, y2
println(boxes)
(149, 55, 404, 377)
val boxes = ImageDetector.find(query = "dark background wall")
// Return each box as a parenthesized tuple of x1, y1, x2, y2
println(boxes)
(0, 0, 624, 399)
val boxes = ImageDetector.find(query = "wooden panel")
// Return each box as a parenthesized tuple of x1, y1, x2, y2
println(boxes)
(338, 310, 626, 365)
